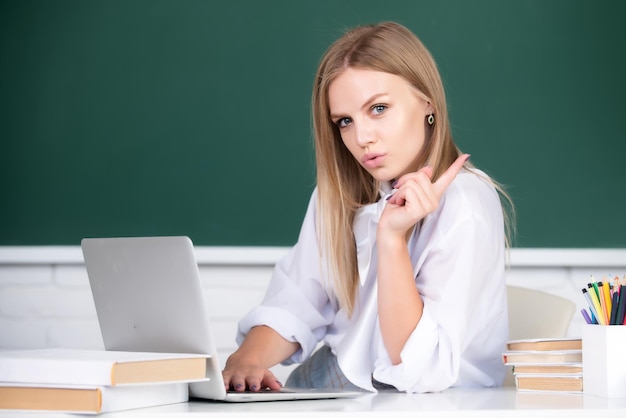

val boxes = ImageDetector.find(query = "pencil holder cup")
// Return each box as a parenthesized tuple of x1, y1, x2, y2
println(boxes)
(582, 324, 626, 398)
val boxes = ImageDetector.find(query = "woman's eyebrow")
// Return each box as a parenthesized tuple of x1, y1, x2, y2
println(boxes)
(330, 92, 388, 120)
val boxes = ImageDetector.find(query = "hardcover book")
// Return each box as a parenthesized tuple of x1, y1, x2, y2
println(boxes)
(0, 348, 209, 386)
(506, 338, 582, 352)
(0, 382, 189, 414)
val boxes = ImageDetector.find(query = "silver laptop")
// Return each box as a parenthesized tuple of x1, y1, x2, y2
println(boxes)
(81, 236, 362, 402)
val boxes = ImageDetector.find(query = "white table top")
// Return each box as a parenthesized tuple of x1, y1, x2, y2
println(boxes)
(3, 388, 626, 418)
(0, 388, 626, 418)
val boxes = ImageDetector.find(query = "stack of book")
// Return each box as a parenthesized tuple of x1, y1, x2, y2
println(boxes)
(502, 337, 583, 393)
(0, 348, 210, 414)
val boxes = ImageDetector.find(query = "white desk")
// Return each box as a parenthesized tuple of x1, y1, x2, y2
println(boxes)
(2, 388, 626, 418)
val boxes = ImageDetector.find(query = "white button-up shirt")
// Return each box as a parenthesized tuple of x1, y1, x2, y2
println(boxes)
(237, 169, 508, 393)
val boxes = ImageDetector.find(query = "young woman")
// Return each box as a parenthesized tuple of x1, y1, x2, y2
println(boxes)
(223, 21, 513, 394)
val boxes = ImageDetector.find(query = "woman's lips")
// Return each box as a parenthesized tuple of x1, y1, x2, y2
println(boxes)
(362, 153, 386, 169)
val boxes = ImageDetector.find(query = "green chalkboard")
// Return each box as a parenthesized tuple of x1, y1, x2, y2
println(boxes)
(1, 0, 625, 247)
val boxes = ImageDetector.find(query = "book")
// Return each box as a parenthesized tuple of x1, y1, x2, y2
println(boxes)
(0, 381, 188, 414)
(0, 348, 209, 386)
(502, 350, 582, 365)
(506, 337, 582, 352)
(512, 363, 583, 375)
(514, 374, 583, 393)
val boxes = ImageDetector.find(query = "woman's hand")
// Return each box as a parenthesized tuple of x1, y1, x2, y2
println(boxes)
(221, 325, 299, 392)
(381, 153, 470, 237)
(222, 352, 283, 392)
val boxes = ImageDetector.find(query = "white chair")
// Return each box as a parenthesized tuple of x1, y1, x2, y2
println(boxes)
(503, 285, 577, 386)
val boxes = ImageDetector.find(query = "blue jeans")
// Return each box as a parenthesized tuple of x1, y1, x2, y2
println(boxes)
(285, 345, 363, 390)
(285, 345, 397, 391)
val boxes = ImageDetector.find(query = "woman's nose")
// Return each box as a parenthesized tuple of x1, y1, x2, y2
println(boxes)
(355, 120, 376, 147)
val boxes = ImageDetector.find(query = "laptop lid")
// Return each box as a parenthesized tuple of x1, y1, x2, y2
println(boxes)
(82, 236, 226, 399)
(81, 236, 361, 402)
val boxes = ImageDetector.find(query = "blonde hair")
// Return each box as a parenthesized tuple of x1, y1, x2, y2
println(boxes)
(312, 22, 514, 316)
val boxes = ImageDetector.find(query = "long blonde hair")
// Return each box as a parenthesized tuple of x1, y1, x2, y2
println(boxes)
(312, 22, 513, 316)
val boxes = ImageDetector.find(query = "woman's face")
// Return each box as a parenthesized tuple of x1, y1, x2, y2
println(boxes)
(328, 67, 433, 182)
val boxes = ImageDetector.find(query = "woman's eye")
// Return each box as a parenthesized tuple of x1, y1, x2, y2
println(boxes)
(372, 104, 387, 115)
(336, 117, 352, 128)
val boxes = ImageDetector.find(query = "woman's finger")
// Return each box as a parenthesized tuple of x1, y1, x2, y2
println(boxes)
(432, 153, 470, 196)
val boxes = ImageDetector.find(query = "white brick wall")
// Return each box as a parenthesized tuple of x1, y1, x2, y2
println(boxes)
(1, 246, 625, 383)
